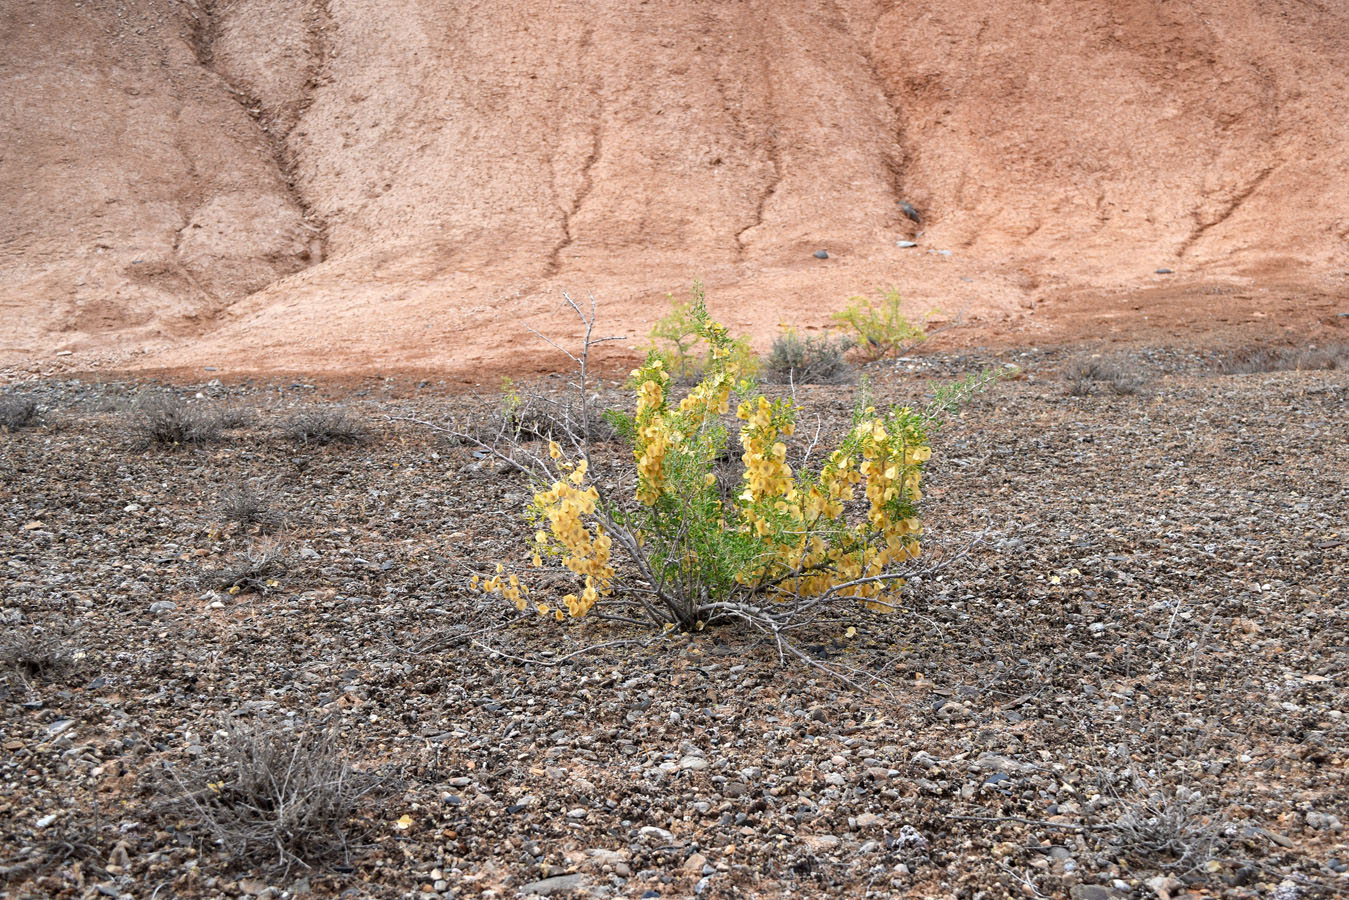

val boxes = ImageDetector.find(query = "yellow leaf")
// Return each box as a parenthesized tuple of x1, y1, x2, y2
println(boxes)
(394, 814, 414, 830)
(845, 627, 857, 639)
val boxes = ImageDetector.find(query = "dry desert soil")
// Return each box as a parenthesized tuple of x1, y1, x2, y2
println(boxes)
(2, 1, 1349, 899)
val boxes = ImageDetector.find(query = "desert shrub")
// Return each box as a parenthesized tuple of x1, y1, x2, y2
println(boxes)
(127, 392, 224, 447)
(215, 483, 280, 533)
(0, 624, 75, 681)
(1109, 784, 1222, 873)
(282, 406, 368, 445)
(1061, 356, 1147, 396)
(1220, 343, 1349, 374)
(212, 543, 287, 594)
(765, 328, 854, 384)
(646, 283, 758, 382)
(158, 721, 376, 872)
(0, 394, 39, 430)
(214, 404, 256, 430)
(476, 298, 998, 637)
(831, 286, 927, 360)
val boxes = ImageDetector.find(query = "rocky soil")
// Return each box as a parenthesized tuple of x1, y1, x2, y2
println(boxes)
(1, 348, 1346, 899)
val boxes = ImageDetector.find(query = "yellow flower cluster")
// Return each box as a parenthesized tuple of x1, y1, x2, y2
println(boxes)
(732, 400, 932, 611)
(476, 442, 614, 620)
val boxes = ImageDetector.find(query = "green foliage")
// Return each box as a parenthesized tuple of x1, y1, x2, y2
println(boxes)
(831, 286, 928, 360)
(482, 296, 1007, 635)
(646, 282, 759, 382)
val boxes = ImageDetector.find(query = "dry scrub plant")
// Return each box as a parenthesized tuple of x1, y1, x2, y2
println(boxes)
(158, 721, 376, 873)
(467, 293, 998, 664)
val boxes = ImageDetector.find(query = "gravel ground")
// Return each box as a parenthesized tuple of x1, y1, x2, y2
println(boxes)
(1, 349, 1346, 900)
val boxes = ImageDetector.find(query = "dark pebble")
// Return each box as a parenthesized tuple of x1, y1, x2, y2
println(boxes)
(813, 250, 829, 259)
(1155, 267, 1173, 274)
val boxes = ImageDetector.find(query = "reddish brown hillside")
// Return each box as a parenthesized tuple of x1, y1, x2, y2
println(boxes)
(2, 0, 1346, 377)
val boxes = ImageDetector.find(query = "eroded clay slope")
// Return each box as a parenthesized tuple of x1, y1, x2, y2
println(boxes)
(2, 0, 1345, 375)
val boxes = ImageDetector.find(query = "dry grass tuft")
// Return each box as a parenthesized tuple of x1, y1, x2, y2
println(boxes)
(159, 721, 378, 873)
(281, 407, 369, 446)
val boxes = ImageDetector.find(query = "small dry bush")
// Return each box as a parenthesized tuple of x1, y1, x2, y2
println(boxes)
(159, 721, 376, 873)
(0, 624, 75, 682)
(216, 483, 281, 533)
(0, 394, 39, 430)
(1110, 785, 1222, 874)
(282, 406, 368, 446)
(1061, 356, 1147, 396)
(1221, 343, 1349, 374)
(212, 543, 288, 594)
(764, 329, 854, 384)
(127, 393, 225, 447)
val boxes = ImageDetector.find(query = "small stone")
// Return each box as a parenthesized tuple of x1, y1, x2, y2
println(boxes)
(895, 825, 928, 848)
(856, 812, 884, 828)
(895, 240, 918, 248)
(1145, 874, 1182, 899)
(149, 600, 177, 615)
(1155, 267, 1173, 274)
(1306, 811, 1342, 832)
(1069, 886, 1122, 900)
(679, 755, 708, 771)
(721, 781, 749, 798)
(683, 853, 707, 873)
(898, 201, 921, 223)
(566, 807, 587, 819)
(813, 250, 829, 259)
(518, 873, 585, 896)
(639, 825, 676, 844)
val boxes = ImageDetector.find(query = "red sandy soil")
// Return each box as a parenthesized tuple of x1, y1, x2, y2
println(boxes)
(2, 0, 1347, 381)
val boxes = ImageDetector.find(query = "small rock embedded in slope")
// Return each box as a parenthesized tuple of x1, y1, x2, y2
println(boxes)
(518, 873, 585, 896)
(813, 250, 829, 259)
(896, 240, 918, 248)
(898, 200, 922, 223)
(149, 600, 176, 615)
(1155, 267, 1174, 274)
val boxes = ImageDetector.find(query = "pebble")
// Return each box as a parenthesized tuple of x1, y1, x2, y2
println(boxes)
(566, 807, 587, 819)
(638, 825, 676, 844)
(813, 250, 829, 259)
(149, 600, 177, 615)
(895, 240, 918, 248)
(855, 812, 884, 828)
(1155, 267, 1174, 274)
(1306, 811, 1342, 831)
(679, 755, 708, 771)
(518, 874, 585, 896)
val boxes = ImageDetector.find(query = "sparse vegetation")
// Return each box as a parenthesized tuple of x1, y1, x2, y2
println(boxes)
(646, 282, 758, 382)
(831, 286, 927, 361)
(1109, 784, 1223, 873)
(282, 406, 368, 445)
(0, 624, 75, 681)
(212, 543, 287, 594)
(158, 721, 377, 873)
(127, 392, 225, 447)
(476, 297, 1001, 651)
(0, 394, 39, 430)
(215, 483, 280, 533)
(764, 327, 854, 384)
(1220, 343, 1349, 374)
(1061, 356, 1147, 396)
